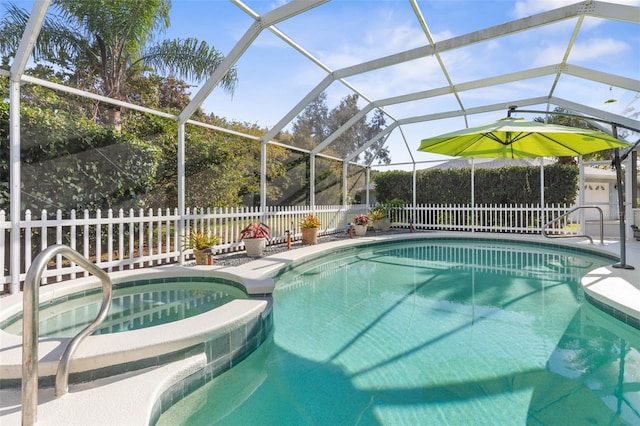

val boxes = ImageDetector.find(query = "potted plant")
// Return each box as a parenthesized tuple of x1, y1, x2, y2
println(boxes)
(183, 231, 219, 265)
(300, 214, 321, 245)
(632, 225, 640, 241)
(240, 222, 271, 257)
(369, 205, 390, 232)
(353, 214, 369, 236)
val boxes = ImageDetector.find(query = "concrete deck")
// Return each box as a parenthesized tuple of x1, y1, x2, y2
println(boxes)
(1, 232, 638, 426)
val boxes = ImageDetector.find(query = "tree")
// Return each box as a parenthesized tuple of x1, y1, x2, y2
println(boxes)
(325, 94, 390, 164)
(0, 0, 238, 131)
(290, 92, 390, 165)
(281, 92, 390, 205)
(291, 93, 329, 151)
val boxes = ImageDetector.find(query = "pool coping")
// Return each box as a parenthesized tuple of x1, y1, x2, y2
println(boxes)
(0, 231, 637, 425)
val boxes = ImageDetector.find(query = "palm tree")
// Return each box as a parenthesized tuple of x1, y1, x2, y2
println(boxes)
(0, 0, 237, 131)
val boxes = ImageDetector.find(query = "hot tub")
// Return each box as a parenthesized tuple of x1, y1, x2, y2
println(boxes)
(1, 278, 248, 337)
(0, 266, 273, 389)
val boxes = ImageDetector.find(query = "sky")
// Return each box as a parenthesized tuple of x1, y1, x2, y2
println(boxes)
(7, 0, 640, 170)
(162, 0, 640, 170)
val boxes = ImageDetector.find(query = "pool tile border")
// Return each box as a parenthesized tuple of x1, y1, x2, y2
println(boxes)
(148, 305, 273, 425)
(585, 293, 640, 330)
(273, 235, 620, 278)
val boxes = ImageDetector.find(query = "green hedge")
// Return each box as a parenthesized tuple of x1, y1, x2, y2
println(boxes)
(0, 103, 160, 214)
(374, 164, 578, 205)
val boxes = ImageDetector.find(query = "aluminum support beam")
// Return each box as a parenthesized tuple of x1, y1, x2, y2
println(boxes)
(177, 123, 186, 264)
(549, 98, 640, 133)
(310, 154, 316, 207)
(312, 105, 374, 155)
(261, 142, 267, 214)
(412, 165, 417, 207)
(396, 97, 547, 127)
(563, 65, 640, 92)
(364, 167, 370, 206)
(547, 9, 584, 99)
(21, 75, 179, 119)
(333, 3, 590, 80)
(397, 126, 416, 165)
(261, 74, 334, 144)
(586, 1, 640, 23)
(8, 0, 50, 296)
(409, 0, 466, 119)
(262, 1, 638, 169)
(342, 162, 348, 209)
(345, 123, 398, 163)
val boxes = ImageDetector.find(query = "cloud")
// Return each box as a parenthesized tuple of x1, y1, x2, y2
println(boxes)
(530, 37, 629, 66)
(317, 23, 428, 69)
(270, 0, 288, 9)
(569, 38, 630, 61)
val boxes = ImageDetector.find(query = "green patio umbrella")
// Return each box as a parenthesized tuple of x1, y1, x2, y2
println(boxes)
(417, 117, 629, 158)
(418, 116, 634, 269)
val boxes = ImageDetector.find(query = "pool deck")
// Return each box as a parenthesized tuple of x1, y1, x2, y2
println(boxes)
(0, 232, 638, 426)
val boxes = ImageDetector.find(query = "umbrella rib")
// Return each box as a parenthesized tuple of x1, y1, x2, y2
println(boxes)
(505, 132, 528, 145)
(537, 133, 582, 155)
(435, 134, 486, 155)
(484, 132, 507, 145)
(508, 131, 582, 156)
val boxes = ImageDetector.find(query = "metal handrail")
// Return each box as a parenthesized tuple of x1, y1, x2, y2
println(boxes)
(542, 205, 604, 244)
(22, 245, 112, 426)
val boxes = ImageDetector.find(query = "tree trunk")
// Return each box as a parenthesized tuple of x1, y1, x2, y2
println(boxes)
(107, 107, 123, 132)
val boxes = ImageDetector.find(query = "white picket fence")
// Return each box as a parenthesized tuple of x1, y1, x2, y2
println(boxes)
(398, 203, 575, 233)
(1, 203, 577, 292)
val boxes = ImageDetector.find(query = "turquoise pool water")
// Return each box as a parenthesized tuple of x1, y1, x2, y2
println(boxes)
(158, 239, 640, 425)
(1, 279, 247, 337)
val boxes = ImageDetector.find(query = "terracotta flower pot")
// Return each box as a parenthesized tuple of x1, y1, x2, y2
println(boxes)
(193, 249, 208, 265)
(301, 227, 318, 245)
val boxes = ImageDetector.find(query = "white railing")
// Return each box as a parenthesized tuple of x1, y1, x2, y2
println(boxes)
(1, 203, 579, 292)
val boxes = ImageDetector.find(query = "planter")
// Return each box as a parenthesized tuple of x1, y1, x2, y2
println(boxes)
(354, 224, 368, 236)
(301, 227, 318, 245)
(193, 249, 208, 265)
(243, 238, 266, 257)
(634, 229, 640, 241)
(373, 218, 391, 232)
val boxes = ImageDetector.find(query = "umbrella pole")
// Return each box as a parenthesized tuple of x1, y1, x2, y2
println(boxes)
(612, 146, 634, 270)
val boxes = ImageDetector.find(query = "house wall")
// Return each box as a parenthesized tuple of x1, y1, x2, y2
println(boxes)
(583, 181, 613, 220)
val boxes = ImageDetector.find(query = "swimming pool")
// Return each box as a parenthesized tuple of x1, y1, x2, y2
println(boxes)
(1, 278, 247, 337)
(157, 238, 640, 425)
